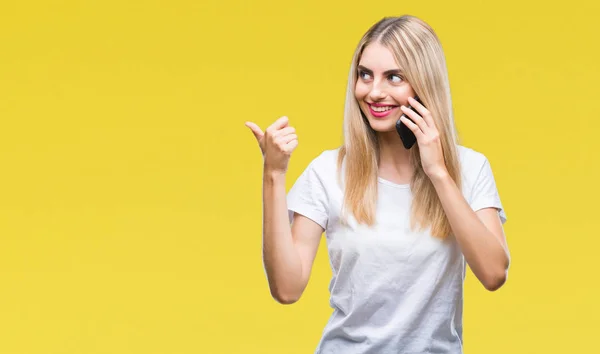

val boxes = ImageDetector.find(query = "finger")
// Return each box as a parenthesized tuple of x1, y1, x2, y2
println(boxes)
(245, 122, 264, 142)
(399, 116, 425, 140)
(274, 126, 296, 137)
(267, 116, 289, 133)
(400, 105, 428, 132)
(407, 97, 434, 127)
(278, 134, 297, 145)
(284, 139, 299, 153)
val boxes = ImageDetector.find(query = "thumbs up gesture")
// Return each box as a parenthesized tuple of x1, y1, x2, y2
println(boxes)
(245, 116, 298, 174)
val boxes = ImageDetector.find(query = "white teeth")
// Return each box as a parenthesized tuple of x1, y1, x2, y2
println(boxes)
(371, 105, 396, 112)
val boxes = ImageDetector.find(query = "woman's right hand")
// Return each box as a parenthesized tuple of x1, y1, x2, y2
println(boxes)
(245, 116, 298, 174)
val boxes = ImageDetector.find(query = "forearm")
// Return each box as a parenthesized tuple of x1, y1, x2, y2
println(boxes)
(430, 173, 509, 290)
(262, 169, 304, 302)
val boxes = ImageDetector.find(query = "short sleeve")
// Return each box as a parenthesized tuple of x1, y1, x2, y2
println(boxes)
(287, 160, 329, 230)
(469, 157, 507, 224)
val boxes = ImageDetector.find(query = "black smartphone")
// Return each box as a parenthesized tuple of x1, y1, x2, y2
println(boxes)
(395, 96, 423, 149)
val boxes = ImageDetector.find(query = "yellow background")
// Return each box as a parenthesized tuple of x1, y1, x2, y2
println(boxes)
(1, 0, 598, 353)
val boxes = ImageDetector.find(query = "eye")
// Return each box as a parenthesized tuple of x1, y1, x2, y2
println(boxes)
(389, 74, 403, 83)
(358, 70, 372, 80)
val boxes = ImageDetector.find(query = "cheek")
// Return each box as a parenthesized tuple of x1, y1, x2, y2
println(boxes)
(390, 88, 413, 104)
(354, 82, 369, 100)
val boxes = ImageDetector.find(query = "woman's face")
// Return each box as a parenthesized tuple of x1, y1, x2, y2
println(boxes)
(354, 42, 415, 133)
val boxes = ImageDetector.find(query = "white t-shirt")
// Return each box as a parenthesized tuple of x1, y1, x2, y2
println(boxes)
(286, 145, 507, 354)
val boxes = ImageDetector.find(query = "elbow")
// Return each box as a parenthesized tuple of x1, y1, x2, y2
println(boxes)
(273, 295, 300, 305)
(481, 252, 510, 292)
(270, 286, 302, 305)
(482, 269, 508, 292)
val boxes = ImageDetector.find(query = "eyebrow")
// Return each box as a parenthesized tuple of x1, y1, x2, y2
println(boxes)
(357, 65, 403, 75)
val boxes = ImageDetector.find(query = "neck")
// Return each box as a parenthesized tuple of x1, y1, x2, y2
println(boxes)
(376, 131, 414, 181)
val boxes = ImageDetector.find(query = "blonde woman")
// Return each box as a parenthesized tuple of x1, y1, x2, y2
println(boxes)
(245, 15, 510, 354)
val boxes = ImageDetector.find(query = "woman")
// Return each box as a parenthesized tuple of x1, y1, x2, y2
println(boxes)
(245, 15, 510, 354)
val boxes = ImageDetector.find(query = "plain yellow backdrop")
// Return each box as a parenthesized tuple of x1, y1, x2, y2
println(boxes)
(1, 0, 599, 353)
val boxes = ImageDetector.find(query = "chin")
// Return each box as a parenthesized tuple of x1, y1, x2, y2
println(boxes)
(367, 118, 397, 133)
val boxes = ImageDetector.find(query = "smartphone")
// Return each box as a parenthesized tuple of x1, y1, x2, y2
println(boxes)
(395, 96, 424, 149)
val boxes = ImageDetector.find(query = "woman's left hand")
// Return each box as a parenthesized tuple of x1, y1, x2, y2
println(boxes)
(399, 96, 449, 180)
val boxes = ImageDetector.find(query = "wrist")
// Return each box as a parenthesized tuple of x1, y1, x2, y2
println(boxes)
(264, 166, 287, 180)
(427, 168, 451, 184)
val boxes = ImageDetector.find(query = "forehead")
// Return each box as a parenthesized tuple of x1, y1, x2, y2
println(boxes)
(358, 42, 399, 70)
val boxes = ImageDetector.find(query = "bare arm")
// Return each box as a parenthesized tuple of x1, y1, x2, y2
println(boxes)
(245, 116, 323, 304)
(262, 170, 323, 304)
(430, 172, 510, 291)
(399, 97, 510, 291)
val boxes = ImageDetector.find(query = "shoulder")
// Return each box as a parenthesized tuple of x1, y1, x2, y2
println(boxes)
(288, 147, 342, 194)
(457, 145, 492, 189)
(457, 145, 507, 221)
(458, 144, 489, 172)
(304, 147, 341, 175)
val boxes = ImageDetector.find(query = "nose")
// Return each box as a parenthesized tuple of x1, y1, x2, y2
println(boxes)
(368, 80, 387, 101)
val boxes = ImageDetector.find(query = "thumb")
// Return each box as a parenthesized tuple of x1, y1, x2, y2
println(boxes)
(245, 122, 264, 142)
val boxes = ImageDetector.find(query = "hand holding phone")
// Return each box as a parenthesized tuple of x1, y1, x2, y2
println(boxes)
(395, 96, 424, 149)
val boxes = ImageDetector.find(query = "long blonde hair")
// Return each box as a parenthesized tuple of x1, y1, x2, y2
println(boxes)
(337, 15, 462, 239)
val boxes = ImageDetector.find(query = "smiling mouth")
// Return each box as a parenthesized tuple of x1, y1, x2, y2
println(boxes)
(369, 104, 398, 112)
(367, 104, 399, 118)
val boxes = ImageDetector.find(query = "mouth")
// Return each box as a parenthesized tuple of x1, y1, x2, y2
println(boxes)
(367, 103, 399, 118)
